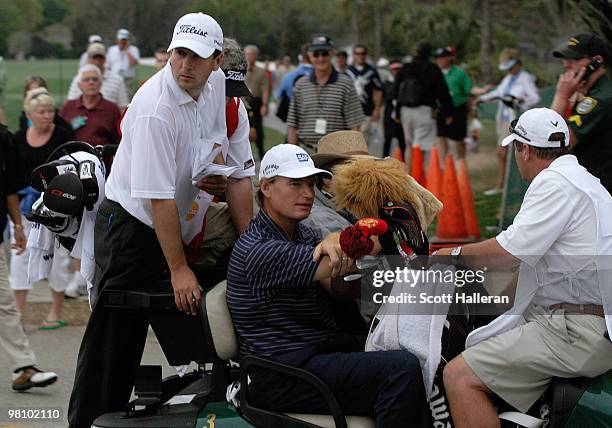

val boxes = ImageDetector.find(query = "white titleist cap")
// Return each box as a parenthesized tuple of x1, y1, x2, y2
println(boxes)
(259, 144, 333, 181)
(501, 108, 569, 148)
(167, 13, 223, 59)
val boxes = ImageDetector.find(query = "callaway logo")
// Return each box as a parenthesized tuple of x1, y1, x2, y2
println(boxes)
(177, 25, 208, 37)
(515, 123, 528, 138)
(243, 159, 254, 170)
(226, 70, 246, 81)
(50, 188, 77, 200)
(551, 121, 559, 127)
(296, 153, 310, 163)
(263, 164, 279, 175)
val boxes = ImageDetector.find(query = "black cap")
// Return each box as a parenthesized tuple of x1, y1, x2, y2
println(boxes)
(553, 33, 611, 64)
(222, 69, 252, 97)
(308, 34, 334, 52)
(434, 47, 453, 58)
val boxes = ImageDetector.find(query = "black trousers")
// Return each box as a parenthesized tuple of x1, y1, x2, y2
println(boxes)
(68, 199, 169, 428)
(383, 113, 406, 158)
(249, 335, 427, 427)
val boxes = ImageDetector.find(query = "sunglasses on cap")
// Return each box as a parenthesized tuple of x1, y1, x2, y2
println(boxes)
(509, 119, 567, 147)
(312, 50, 330, 58)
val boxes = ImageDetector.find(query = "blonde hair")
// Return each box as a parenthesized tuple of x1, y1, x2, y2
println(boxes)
(24, 87, 54, 114)
(499, 48, 520, 64)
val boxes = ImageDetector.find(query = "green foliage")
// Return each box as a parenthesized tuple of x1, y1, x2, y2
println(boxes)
(39, 0, 72, 29)
(0, 0, 44, 54)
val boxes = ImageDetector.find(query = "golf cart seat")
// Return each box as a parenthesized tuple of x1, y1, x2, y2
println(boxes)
(205, 281, 375, 428)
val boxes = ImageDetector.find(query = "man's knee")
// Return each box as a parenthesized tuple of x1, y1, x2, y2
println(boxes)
(443, 355, 486, 393)
(380, 350, 423, 384)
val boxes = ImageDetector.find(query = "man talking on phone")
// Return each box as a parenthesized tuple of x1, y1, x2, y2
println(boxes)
(551, 33, 612, 195)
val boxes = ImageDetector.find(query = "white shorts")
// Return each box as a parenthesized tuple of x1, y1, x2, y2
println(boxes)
(9, 217, 72, 292)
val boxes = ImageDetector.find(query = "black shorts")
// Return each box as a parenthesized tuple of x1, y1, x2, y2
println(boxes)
(437, 103, 468, 141)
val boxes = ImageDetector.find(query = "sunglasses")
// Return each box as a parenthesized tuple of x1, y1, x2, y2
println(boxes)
(312, 50, 330, 58)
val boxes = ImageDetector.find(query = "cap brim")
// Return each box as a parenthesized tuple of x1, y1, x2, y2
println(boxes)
(552, 48, 584, 60)
(498, 59, 518, 71)
(167, 40, 214, 59)
(308, 46, 333, 52)
(277, 167, 333, 179)
(226, 79, 252, 98)
(501, 133, 529, 147)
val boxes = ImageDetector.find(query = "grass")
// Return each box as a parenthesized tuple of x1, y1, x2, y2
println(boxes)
(3, 59, 507, 239)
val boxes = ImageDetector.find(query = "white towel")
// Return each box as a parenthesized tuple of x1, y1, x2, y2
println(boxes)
(365, 264, 456, 395)
(26, 220, 55, 283)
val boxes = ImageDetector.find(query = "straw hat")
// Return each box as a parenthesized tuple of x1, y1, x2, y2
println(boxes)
(311, 130, 378, 168)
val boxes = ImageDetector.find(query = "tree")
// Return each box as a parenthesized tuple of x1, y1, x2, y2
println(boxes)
(0, 0, 43, 55)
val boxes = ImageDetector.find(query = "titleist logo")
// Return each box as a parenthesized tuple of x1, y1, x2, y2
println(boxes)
(225, 70, 246, 81)
(177, 25, 208, 37)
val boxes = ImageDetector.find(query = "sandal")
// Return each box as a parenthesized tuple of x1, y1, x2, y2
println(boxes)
(39, 320, 66, 330)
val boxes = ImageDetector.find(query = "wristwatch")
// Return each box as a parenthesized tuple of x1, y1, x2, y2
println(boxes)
(450, 246, 462, 265)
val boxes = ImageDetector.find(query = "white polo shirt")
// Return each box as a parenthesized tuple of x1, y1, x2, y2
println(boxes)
(496, 155, 601, 306)
(180, 97, 255, 244)
(106, 44, 140, 79)
(105, 63, 227, 228)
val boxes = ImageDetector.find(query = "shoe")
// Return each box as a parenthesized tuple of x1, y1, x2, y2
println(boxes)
(39, 320, 66, 330)
(12, 366, 58, 391)
(483, 187, 502, 196)
(65, 274, 87, 298)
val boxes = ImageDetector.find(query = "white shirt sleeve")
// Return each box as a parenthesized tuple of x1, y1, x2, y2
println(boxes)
(130, 46, 140, 61)
(209, 69, 228, 149)
(67, 75, 80, 100)
(226, 101, 255, 179)
(130, 112, 178, 199)
(519, 73, 540, 108)
(496, 175, 574, 267)
(479, 81, 502, 102)
(117, 76, 129, 107)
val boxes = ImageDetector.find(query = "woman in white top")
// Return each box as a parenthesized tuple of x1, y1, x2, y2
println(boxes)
(476, 48, 540, 195)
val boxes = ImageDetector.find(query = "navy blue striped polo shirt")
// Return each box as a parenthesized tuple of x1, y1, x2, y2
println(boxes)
(226, 209, 338, 358)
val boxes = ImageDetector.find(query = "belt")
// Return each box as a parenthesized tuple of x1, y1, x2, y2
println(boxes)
(550, 303, 605, 318)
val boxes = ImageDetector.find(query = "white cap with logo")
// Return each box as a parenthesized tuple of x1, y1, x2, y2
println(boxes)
(501, 108, 569, 148)
(259, 144, 333, 182)
(167, 13, 223, 59)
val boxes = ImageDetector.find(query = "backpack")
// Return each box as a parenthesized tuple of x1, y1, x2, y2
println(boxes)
(275, 72, 308, 122)
(398, 63, 424, 107)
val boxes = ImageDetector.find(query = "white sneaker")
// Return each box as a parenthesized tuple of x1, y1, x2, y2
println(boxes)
(483, 188, 502, 196)
(12, 367, 58, 391)
(65, 273, 87, 298)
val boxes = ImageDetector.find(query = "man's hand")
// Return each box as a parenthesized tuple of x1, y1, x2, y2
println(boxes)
(196, 175, 228, 196)
(12, 227, 26, 255)
(556, 68, 585, 99)
(313, 232, 353, 277)
(371, 108, 381, 122)
(445, 116, 453, 125)
(260, 105, 268, 117)
(170, 265, 201, 315)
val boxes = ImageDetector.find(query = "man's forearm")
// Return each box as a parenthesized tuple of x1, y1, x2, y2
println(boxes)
(151, 199, 188, 271)
(288, 126, 298, 145)
(6, 194, 22, 225)
(551, 93, 570, 116)
(374, 89, 383, 109)
(226, 177, 253, 234)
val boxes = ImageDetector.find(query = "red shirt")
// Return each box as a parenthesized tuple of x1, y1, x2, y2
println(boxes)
(60, 95, 121, 146)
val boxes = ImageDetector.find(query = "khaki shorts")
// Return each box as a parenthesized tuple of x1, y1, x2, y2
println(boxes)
(400, 105, 436, 151)
(463, 305, 612, 412)
(195, 202, 238, 267)
(495, 118, 511, 146)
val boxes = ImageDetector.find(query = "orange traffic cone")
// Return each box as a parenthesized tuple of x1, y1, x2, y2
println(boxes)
(410, 145, 426, 187)
(435, 155, 468, 240)
(457, 158, 480, 240)
(393, 147, 404, 162)
(426, 147, 443, 201)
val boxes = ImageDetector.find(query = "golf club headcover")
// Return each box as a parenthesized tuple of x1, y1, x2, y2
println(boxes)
(339, 218, 388, 260)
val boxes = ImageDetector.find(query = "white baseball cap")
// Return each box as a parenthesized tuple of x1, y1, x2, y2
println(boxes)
(167, 13, 223, 59)
(116, 29, 130, 40)
(259, 144, 333, 181)
(88, 34, 102, 44)
(501, 108, 570, 148)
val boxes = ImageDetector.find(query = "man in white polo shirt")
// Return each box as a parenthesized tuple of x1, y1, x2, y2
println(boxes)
(67, 13, 239, 428)
(436, 108, 612, 427)
(106, 28, 140, 95)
